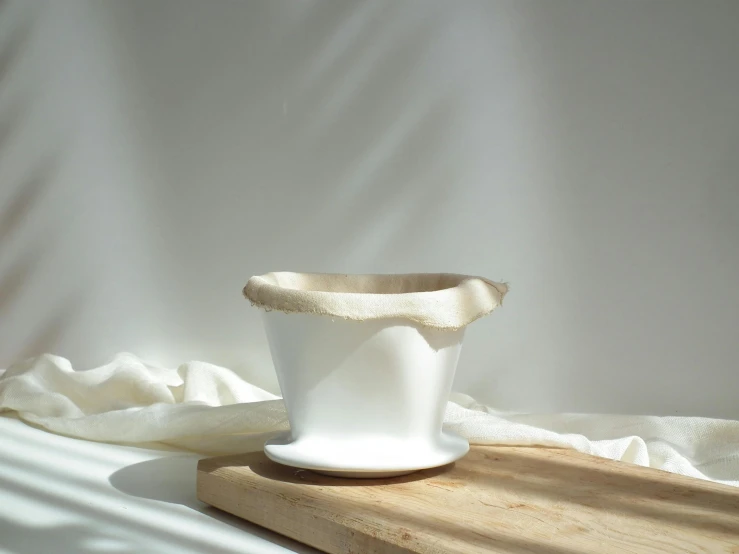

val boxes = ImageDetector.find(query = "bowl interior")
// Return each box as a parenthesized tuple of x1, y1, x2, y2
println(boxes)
(265, 272, 463, 295)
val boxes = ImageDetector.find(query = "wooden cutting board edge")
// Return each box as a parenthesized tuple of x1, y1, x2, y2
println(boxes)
(196, 445, 739, 554)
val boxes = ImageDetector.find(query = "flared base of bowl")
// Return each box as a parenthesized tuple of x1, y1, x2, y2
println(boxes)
(263, 431, 469, 479)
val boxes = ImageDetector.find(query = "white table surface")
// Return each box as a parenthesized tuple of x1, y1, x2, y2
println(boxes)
(0, 416, 318, 554)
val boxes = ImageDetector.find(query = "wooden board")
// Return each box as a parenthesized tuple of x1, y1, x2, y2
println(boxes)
(197, 446, 739, 554)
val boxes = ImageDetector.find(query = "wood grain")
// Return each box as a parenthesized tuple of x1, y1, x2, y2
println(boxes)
(197, 446, 739, 554)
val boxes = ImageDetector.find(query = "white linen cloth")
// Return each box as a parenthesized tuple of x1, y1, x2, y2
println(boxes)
(244, 272, 507, 331)
(1, 352, 738, 487)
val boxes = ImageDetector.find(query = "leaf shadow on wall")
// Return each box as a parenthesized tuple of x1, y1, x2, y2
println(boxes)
(120, 1, 466, 378)
(0, 7, 86, 364)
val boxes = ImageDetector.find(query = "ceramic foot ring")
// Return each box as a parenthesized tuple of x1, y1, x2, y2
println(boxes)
(244, 272, 507, 478)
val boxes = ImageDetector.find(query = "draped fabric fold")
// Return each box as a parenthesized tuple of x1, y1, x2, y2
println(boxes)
(244, 272, 508, 330)
(1, 353, 738, 487)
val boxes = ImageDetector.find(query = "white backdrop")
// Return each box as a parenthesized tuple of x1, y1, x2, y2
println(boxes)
(1, 0, 737, 417)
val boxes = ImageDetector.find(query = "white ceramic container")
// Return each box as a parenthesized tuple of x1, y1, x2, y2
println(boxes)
(246, 272, 506, 478)
(261, 313, 467, 477)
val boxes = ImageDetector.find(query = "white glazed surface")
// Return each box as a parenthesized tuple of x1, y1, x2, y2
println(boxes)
(262, 311, 469, 477)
